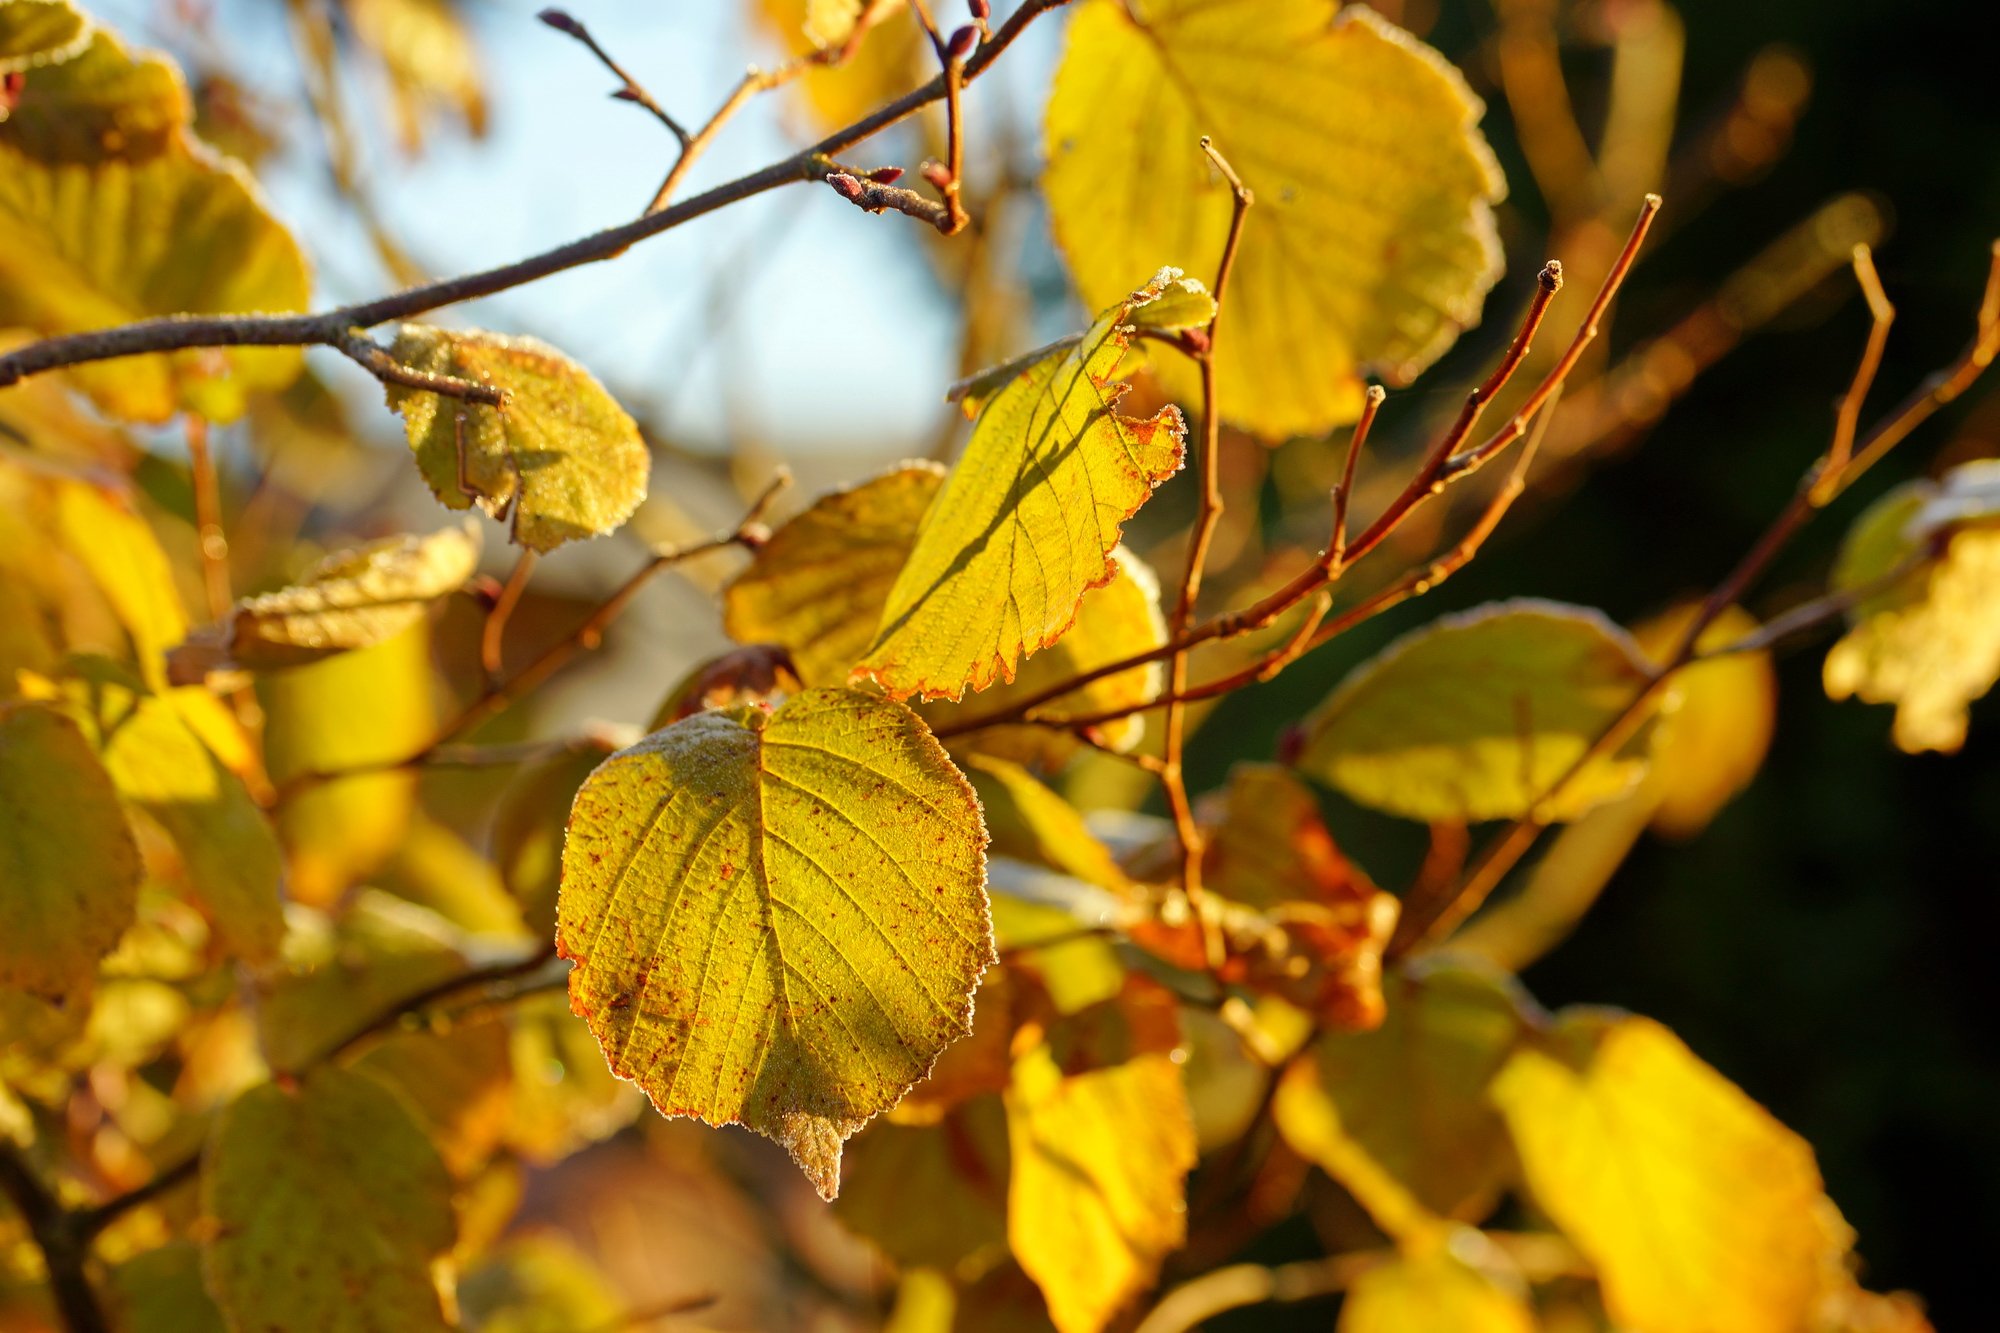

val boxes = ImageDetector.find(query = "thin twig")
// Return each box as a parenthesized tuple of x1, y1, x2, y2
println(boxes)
(1329, 384, 1385, 569)
(333, 331, 505, 405)
(481, 549, 539, 684)
(184, 417, 232, 621)
(1811, 243, 1896, 500)
(538, 9, 692, 148)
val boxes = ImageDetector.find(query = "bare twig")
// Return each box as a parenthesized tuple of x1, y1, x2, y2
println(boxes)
(826, 171, 955, 232)
(1329, 384, 1385, 569)
(333, 331, 506, 405)
(1811, 243, 1895, 499)
(183, 418, 232, 621)
(0, 1147, 109, 1333)
(481, 549, 539, 684)
(538, 9, 693, 149)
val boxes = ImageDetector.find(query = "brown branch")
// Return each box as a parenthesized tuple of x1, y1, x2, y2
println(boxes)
(537, 9, 693, 149)
(480, 548, 538, 684)
(826, 172, 955, 232)
(1329, 384, 1385, 569)
(0, 0, 1075, 392)
(1, 1146, 109, 1333)
(184, 418, 232, 621)
(1810, 243, 1895, 500)
(332, 331, 506, 405)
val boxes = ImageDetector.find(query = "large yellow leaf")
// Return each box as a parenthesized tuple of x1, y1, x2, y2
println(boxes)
(859, 270, 1190, 701)
(1338, 1250, 1536, 1333)
(169, 519, 480, 680)
(1296, 599, 1659, 823)
(724, 461, 945, 686)
(558, 687, 993, 1198)
(1493, 1011, 1850, 1333)
(1044, 0, 1505, 439)
(201, 1067, 457, 1332)
(384, 324, 650, 553)
(1006, 1042, 1196, 1333)
(0, 18, 309, 422)
(0, 702, 140, 996)
(1824, 461, 2000, 753)
(1275, 962, 1528, 1222)
(1632, 603, 1776, 838)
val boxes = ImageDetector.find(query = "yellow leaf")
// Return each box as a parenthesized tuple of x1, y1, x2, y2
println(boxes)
(1824, 461, 2000, 753)
(54, 477, 187, 690)
(1006, 1043, 1196, 1333)
(355, 1019, 514, 1179)
(1632, 603, 1776, 838)
(724, 461, 945, 686)
(384, 324, 650, 553)
(169, 519, 480, 680)
(859, 270, 1189, 701)
(0, 0, 91, 72)
(1338, 1249, 1537, 1333)
(1044, 0, 1505, 439)
(458, 1235, 626, 1333)
(558, 687, 994, 1199)
(504, 990, 642, 1163)
(346, 0, 487, 155)
(1493, 1011, 1851, 1333)
(0, 25, 186, 159)
(836, 1096, 1012, 1279)
(754, 0, 927, 137)
(202, 1067, 457, 1331)
(0, 702, 140, 996)
(1297, 599, 1659, 823)
(1275, 962, 1528, 1224)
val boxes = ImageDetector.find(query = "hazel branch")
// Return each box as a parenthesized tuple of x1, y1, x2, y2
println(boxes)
(332, 331, 506, 406)
(537, 8, 692, 149)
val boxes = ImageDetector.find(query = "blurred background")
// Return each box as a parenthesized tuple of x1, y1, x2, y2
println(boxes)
(74, 0, 2000, 1325)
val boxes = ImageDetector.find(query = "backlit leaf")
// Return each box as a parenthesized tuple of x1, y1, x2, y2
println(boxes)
(1633, 603, 1776, 838)
(0, 0, 90, 72)
(1296, 599, 1658, 823)
(384, 324, 650, 553)
(1006, 1038, 1196, 1333)
(1045, 0, 1505, 439)
(558, 687, 993, 1199)
(169, 519, 480, 681)
(1824, 461, 2000, 753)
(0, 702, 140, 996)
(723, 461, 944, 686)
(858, 270, 1189, 701)
(1338, 1250, 1535, 1333)
(0, 26, 187, 160)
(202, 1067, 457, 1332)
(755, 0, 926, 136)
(346, 0, 487, 155)
(1493, 1010, 1851, 1333)
(1276, 961, 1529, 1221)
(54, 477, 187, 690)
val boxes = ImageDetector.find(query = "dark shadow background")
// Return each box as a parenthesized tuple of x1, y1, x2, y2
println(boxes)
(1183, 0, 1999, 1323)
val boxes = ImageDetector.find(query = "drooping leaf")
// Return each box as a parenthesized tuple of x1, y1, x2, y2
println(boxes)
(201, 1066, 458, 1332)
(0, 20, 309, 421)
(1632, 603, 1776, 837)
(0, 0, 90, 72)
(260, 620, 435, 905)
(1275, 961, 1529, 1221)
(1493, 1010, 1852, 1333)
(723, 462, 944, 686)
(1337, 1249, 1536, 1333)
(558, 687, 994, 1198)
(346, 0, 487, 155)
(383, 324, 650, 553)
(1005, 1036, 1196, 1333)
(1044, 0, 1505, 439)
(1824, 461, 2000, 753)
(1296, 599, 1659, 823)
(924, 547, 1169, 764)
(0, 702, 140, 996)
(169, 520, 480, 681)
(857, 270, 1189, 701)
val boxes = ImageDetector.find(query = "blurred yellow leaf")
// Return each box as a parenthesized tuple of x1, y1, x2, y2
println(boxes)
(107, 1241, 226, 1333)
(859, 270, 1189, 701)
(356, 1019, 513, 1179)
(458, 1235, 626, 1333)
(345, 0, 487, 155)
(1493, 1010, 1850, 1333)
(0, 26, 186, 159)
(754, 0, 927, 137)
(724, 461, 945, 686)
(1824, 461, 2000, 753)
(54, 477, 188, 690)
(1338, 1249, 1536, 1333)
(169, 519, 480, 681)
(202, 1067, 457, 1331)
(0, 702, 140, 996)
(0, 0, 90, 72)
(558, 688, 993, 1198)
(1044, 0, 1505, 439)
(1006, 1041, 1196, 1333)
(384, 324, 650, 553)
(1633, 603, 1776, 838)
(1297, 599, 1658, 823)
(1275, 962, 1528, 1222)
(837, 1096, 1012, 1279)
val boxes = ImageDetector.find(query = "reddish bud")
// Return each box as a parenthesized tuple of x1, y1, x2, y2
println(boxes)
(969, 0, 990, 20)
(865, 165, 905, 185)
(0, 71, 23, 113)
(610, 87, 639, 103)
(919, 159, 952, 190)
(1276, 723, 1307, 767)
(1179, 327, 1212, 357)
(946, 24, 978, 59)
(826, 172, 867, 202)
(537, 8, 586, 38)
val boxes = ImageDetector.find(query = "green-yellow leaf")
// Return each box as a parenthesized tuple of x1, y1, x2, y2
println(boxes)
(836, 1096, 1012, 1279)
(1006, 1041, 1196, 1333)
(1338, 1249, 1536, 1333)
(0, 26, 187, 160)
(384, 324, 650, 553)
(1045, 0, 1505, 439)
(723, 461, 945, 686)
(1633, 603, 1775, 838)
(858, 270, 1189, 701)
(54, 477, 187, 690)
(1493, 1010, 1851, 1333)
(458, 1235, 625, 1333)
(0, 702, 140, 996)
(108, 1241, 226, 1333)
(1275, 961, 1529, 1222)
(558, 687, 994, 1198)
(202, 1066, 457, 1333)
(169, 519, 480, 681)
(1824, 461, 2000, 753)
(1297, 599, 1658, 823)
(0, 0, 90, 72)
